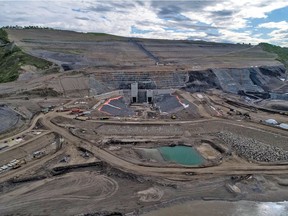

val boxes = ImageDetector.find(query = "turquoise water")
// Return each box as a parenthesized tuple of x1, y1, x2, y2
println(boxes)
(158, 146, 204, 165)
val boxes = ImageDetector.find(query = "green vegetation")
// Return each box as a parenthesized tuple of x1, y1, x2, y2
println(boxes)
(2, 25, 53, 30)
(0, 29, 9, 43)
(87, 32, 112, 36)
(87, 32, 123, 38)
(87, 32, 125, 41)
(21, 87, 60, 97)
(0, 28, 52, 83)
(259, 43, 288, 67)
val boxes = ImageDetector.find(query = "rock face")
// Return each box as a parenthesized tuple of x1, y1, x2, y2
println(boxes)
(0, 105, 22, 134)
(88, 65, 286, 96)
(185, 65, 286, 94)
(217, 131, 288, 162)
(186, 69, 220, 92)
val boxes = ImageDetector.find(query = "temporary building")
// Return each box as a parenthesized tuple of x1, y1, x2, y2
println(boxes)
(264, 119, 278, 125)
(279, 123, 288, 130)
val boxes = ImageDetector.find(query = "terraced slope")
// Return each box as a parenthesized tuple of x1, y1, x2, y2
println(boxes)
(6, 29, 153, 70)
(1, 28, 287, 98)
(6, 29, 280, 71)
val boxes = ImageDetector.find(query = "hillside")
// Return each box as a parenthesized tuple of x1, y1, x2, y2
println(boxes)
(6, 28, 280, 71)
(259, 43, 288, 67)
(0, 29, 55, 83)
(0, 28, 286, 86)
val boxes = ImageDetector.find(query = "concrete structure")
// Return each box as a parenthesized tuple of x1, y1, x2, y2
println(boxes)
(147, 90, 153, 103)
(130, 82, 175, 104)
(130, 82, 155, 104)
(131, 82, 138, 103)
(279, 123, 288, 130)
(128, 82, 176, 103)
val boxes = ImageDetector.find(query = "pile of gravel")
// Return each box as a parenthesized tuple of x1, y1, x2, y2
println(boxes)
(75, 212, 122, 216)
(216, 131, 288, 162)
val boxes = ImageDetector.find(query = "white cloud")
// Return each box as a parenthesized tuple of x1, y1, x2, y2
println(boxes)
(258, 21, 288, 46)
(259, 21, 288, 29)
(186, 0, 288, 30)
(218, 29, 266, 44)
(0, 0, 287, 46)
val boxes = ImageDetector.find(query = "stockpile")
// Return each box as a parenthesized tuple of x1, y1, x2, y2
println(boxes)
(0, 106, 20, 134)
(217, 131, 288, 162)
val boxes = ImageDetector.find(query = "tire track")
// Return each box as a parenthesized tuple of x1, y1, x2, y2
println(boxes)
(0, 172, 118, 210)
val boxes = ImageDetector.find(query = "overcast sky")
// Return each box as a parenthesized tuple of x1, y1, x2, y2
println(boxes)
(1, 0, 288, 46)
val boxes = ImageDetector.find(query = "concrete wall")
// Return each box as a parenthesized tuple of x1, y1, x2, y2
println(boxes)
(147, 90, 153, 103)
(131, 83, 138, 103)
(128, 88, 176, 103)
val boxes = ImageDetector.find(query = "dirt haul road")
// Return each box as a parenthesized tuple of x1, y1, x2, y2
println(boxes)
(38, 112, 288, 179)
(2, 108, 288, 182)
(0, 113, 44, 141)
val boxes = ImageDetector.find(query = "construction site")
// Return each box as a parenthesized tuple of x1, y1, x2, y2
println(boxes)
(0, 29, 288, 216)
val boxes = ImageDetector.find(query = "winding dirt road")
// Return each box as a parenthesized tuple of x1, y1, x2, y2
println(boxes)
(39, 111, 288, 179)
(2, 107, 288, 182)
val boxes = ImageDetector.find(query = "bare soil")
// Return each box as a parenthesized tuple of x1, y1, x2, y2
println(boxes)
(0, 29, 288, 216)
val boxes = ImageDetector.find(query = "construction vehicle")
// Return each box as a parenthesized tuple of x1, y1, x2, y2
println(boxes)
(56, 107, 70, 112)
(99, 117, 110, 120)
(74, 116, 88, 121)
(70, 108, 83, 114)
(12, 159, 26, 169)
(171, 114, 177, 120)
(0, 159, 26, 171)
(33, 151, 45, 159)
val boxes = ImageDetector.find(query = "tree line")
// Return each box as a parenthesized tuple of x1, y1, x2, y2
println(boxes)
(1, 25, 53, 30)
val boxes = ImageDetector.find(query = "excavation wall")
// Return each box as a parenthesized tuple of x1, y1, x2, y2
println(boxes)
(185, 65, 287, 97)
(88, 65, 286, 98)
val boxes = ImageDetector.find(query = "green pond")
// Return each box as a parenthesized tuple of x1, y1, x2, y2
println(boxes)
(158, 146, 204, 165)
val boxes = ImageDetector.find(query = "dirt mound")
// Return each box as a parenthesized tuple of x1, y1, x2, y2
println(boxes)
(0, 105, 23, 134)
(76, 212, 123, 216)
(217, 131, 288, 162)
(137, 187, 164, 202)
(0, 172, 119, 211)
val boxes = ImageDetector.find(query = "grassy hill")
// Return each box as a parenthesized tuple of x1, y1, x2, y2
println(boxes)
(0, 28, 53, 83)
(259, 43, 288, 68)
(0, 29, 9, 44)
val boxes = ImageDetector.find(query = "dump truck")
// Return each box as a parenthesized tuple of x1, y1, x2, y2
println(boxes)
(74, 116, 89, 121)
(99, 117, 110, 120)
(171, 114, 177, 120)
(70, 108, 83, 115)
(33, 151, 45, 159)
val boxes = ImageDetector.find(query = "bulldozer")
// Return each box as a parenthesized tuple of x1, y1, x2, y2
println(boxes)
(171, 114, 177, 120)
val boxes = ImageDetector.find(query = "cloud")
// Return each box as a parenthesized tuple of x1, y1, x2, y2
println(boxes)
(0, 0, 287, 46)
(88, 5, 113, 13)
(258, 21, 288, 46)
(157, 5, 191, 21)
(211, 10, 234, 17)
(75, 17, 90, 21)
(259, 21, 288, 29)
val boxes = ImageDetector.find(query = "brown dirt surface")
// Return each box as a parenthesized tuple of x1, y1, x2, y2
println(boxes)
(6, 29, 279, 72)
(0, 171, 119, 215)
(196, 143, 221, 160)
(0, 29, 288, 215)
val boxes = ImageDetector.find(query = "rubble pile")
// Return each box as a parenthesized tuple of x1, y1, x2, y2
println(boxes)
(217, 131, 288, 162)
